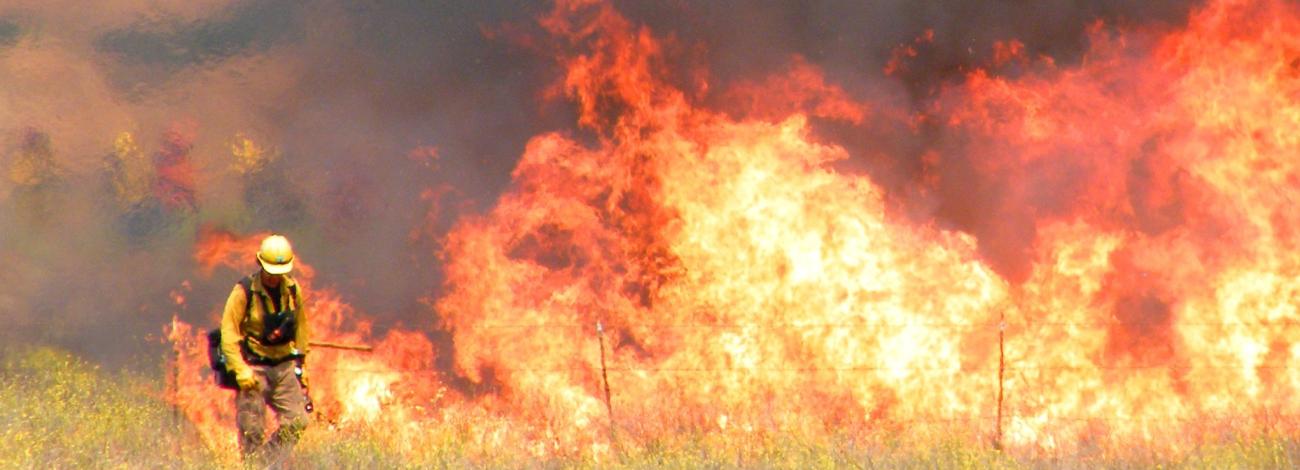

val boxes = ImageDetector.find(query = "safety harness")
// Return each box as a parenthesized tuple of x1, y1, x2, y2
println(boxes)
(206, 275, 303, 388)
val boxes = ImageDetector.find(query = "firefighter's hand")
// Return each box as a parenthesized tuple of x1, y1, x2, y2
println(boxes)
(298, 366, 310, 390)
(235, 370, 260, 392)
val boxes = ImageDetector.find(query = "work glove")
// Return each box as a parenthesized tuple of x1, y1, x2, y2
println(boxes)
(235, 369, 260, 392)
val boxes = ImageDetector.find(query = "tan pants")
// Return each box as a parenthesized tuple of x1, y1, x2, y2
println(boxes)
(236, 360, 309, 464)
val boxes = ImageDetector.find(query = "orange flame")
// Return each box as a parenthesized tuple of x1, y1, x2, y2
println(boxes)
(434, 0, 1300, 455)
(165, 0, 1300, 459)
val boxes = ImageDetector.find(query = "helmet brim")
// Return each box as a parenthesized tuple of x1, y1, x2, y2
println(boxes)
(258, 256, 293, 275)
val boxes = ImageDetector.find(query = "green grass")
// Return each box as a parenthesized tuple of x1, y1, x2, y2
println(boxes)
(0, 346, 216, 469)
(2, 346, 1298, 469)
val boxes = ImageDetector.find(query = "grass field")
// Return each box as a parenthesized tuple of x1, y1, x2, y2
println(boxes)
(4, 346, 1298, 469)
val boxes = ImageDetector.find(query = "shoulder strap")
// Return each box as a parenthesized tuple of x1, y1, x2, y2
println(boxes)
(240, 274, 298, 316)
(242, 274, 298, 313)
(238, 276, 254, 314)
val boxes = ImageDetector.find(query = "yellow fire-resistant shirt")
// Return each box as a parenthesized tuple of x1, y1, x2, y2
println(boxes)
(220, 271, 310, 376)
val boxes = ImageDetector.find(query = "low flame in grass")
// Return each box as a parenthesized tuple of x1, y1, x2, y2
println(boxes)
(335, 360, 398, 423)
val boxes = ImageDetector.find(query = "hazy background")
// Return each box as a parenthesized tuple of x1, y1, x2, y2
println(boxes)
(0, 0, 1199, 368)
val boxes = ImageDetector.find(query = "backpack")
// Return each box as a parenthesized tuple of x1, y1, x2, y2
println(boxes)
(205, 276, 300, 389)
(206, 328, 239, 389)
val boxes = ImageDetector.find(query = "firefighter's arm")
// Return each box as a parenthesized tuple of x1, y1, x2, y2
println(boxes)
(219, 285, 253, 379)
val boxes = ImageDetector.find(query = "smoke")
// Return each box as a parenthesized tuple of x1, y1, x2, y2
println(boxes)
(0, 0, 1203, 368)
(0, 0, 556, 366)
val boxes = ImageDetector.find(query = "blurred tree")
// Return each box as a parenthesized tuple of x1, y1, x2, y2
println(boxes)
(6, 129, 66, 228)
(101, 131, 166, 247)
(153, 126, 198, 213)
(232, 133, 306, 231)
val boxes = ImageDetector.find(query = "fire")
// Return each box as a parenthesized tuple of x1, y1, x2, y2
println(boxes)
(162, 0, 1300, 459)
(439, 0, 1004, 452)
(193, 226, 261, 275)
(335, 359, 398, 423)
(435, 0, 1300, 455)
(931, 0, 1300, 449)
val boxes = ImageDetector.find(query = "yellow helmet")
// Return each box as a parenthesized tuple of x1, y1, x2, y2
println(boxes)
(256, 234, 295, 275)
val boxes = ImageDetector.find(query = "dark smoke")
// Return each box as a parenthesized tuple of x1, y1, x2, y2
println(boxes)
(96, 1, 296, 68)
(0, 0, 1200, 369)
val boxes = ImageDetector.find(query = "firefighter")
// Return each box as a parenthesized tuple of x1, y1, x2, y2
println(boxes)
(219, 234, 312, 464)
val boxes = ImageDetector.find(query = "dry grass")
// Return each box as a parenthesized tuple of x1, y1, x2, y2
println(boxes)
(2, 346, 1298, 469)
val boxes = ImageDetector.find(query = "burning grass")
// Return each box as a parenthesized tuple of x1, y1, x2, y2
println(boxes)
(2, 345, 1298, 469)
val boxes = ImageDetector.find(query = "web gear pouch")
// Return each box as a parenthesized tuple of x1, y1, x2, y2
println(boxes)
(261, 306, 297, 346)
